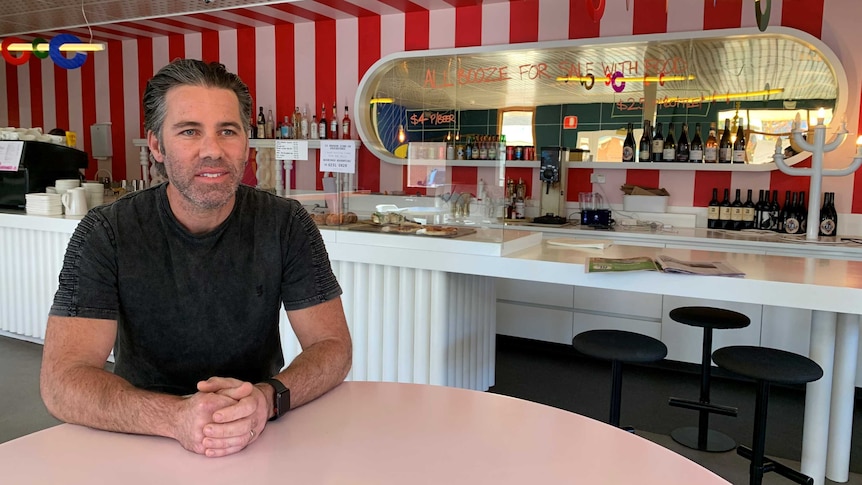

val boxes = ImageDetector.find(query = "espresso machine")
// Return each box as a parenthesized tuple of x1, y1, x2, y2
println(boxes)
(532, 146, 569, 224)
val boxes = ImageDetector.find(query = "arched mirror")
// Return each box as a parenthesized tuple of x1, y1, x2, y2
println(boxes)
(355, 27, 846, 169)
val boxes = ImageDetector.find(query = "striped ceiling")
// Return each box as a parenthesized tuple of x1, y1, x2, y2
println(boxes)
(1, 0, 487, 41)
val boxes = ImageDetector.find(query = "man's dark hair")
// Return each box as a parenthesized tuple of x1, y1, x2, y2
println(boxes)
(143, 59, 252, 150)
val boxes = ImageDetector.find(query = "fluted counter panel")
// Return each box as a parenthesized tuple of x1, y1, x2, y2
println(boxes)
(0, 225, 72, 340)
(279, 262, 496, 391)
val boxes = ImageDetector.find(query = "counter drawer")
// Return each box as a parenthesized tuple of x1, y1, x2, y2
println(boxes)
(573, 312, 661, 340)
(496, 278, 574, 307)
(573, 287, 662, 319)
(496, 302, 574, 345)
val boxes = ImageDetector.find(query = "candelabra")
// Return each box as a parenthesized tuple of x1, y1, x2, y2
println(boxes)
(773, 112, 862, 240)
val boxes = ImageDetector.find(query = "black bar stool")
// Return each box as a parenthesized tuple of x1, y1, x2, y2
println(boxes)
(572, 329, 667, 430)
(712, 346, 822, 485)
(667, 306, 750, 452)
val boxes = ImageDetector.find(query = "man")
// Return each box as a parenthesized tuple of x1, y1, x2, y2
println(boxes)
(40, 59, 352, 458)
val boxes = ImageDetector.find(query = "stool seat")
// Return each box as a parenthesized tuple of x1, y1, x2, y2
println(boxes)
(670, 306, 751, 330)
(712, 346, 823, 385)
(713, 345, 823, 485)
(572, 329, 667, 429)
(572, 329, 667, 363)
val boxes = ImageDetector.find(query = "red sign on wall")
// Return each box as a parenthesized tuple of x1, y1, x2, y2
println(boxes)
(563, 116, 578, 129)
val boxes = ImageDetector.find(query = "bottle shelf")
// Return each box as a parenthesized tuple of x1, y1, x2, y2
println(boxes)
(570, 152, 810, 172)
(249, 139, 362, 149)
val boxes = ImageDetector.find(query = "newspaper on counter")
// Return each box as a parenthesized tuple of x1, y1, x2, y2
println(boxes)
(586, 255, 745, 277)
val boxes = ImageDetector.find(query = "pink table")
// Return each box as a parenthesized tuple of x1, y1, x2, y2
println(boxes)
(0, 381, 729, 484)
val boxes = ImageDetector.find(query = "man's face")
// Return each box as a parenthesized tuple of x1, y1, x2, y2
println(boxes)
(148, 85, 249, 211)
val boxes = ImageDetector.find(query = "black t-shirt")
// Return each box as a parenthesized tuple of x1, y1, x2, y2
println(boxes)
(50, 183, 342, 395)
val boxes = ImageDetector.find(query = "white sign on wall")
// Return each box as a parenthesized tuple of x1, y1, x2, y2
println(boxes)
(319, 141, 356, 174)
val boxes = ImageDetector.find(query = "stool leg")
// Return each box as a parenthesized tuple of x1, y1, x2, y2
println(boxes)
(697, 327, 714, 449)
(609, 360, 622, 427)
(749, 380, 770, 485)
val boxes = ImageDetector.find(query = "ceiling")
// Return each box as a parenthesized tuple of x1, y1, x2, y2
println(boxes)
(0, 0, 480, 41)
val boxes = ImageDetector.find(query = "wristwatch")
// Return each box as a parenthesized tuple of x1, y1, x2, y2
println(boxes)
(262, 378, 290, 421)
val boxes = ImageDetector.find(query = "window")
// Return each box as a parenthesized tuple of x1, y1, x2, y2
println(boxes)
(499, 109, 534, 146)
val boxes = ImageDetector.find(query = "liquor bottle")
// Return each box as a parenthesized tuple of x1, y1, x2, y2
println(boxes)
(707, 188, 720, 229)
(342, 105, 351, 139)
(742, 189, 756, 229)
(676, 123, 690, 162)
(310, 115, 318, 140)
(249, 113, 258, 139)
(704, 123, 718, 163)
(257, 107, 266, 140)
(651, 122, 664, 162)
(622, 122, 635, 162)
(718, 119, 732, 163)
(266, 109, 275, 139)
(465, 136, 473, 160)
(732, 121, 746, 163)
(689, 123, 703, 163)
(487, 135, 497, 160)
(770, 190, 781, 232)
(281, 116, 290, 139)
(730, 188, 744, 230)
(300, 108, 309, 139)
(719, 188, 732, 230)
(319, 104, 327, 140)
(330, 103, 339, 140)
(662, 122, 676, 162)
(479, 135, 488, 160)
(471, 136, 480, 160)
(638, 120, 651, 162)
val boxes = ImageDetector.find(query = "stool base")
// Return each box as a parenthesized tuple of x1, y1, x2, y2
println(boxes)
(671, 426, 736, 453)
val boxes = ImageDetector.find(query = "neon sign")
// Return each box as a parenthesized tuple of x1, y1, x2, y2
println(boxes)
(1, 34, 103, 69)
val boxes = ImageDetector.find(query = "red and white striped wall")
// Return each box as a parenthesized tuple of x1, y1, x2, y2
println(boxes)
(2, 0, 861, 213)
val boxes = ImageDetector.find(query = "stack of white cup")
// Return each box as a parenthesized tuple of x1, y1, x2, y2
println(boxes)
(55, 179, 80, 196)
(82, 182, 105, 208)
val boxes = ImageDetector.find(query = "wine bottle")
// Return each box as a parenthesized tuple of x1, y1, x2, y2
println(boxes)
(622, 122, 636, 162)
(465, 136, 473, 160)
(676, 123, 690, 162)
(743, 189, 756, 229)
(662, 122, 676, 162)
(689, 123, 703, 163)
(342, 105, 351, 139)
(639, 120, 651, 162)
(330, 102, 339, 139)
(719, 188, 732, 230)
(756, 190, 769, 230)
(797, 191, 807, 233)
(249, 113, 258, 139)
(718, 119, 732, 163)
(771, 190, 781, 232)
(651, 122, 664, 162)
(730, 188, 743, 230)
(319, 104, 327, 139)
(732, 120, 746, 163)
(704, 123, 718, 163)
(257, 106, 266, 140)
(784, 192, 801, 234)
(819, 192, 837, 236)
(707, 188, 720, 229)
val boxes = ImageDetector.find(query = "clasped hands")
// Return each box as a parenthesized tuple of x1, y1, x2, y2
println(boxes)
(174, 376, 272, 457)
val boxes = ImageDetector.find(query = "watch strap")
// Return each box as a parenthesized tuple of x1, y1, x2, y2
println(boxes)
(262, 378, 289, 421)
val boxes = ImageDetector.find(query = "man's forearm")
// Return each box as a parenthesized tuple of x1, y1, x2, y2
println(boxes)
(275, 337, 352, 410)
(41, 364, 183, 438)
